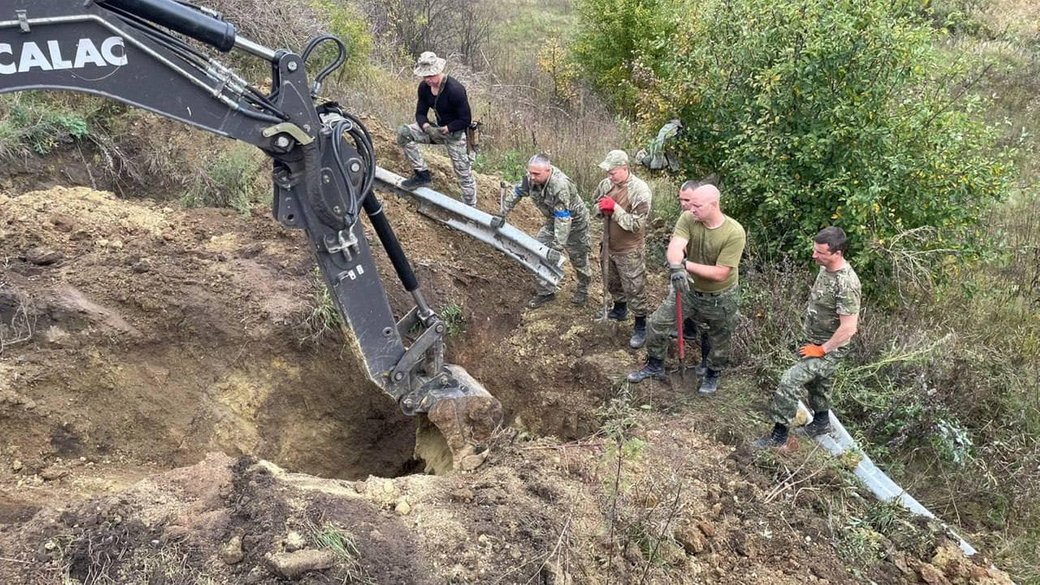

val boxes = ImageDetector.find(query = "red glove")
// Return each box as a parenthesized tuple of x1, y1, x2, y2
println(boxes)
(598, 197, 616, 215)
(798, 344, 826, 358)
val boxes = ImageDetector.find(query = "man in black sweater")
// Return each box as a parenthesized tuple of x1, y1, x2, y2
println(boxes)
(397, 51, 477, 206)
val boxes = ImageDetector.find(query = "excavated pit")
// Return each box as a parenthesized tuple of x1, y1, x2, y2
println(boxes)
(0, 180, 605, 484)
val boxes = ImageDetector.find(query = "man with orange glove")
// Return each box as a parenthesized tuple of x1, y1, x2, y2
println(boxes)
(757, 227, 862, 448)
(592, 150, 653, 349)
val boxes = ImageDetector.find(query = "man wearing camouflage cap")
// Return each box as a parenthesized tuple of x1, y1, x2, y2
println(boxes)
(593, 149, 653, 349)
(503, 154, 592, 309)
(757, 227, 862, 449)
(397, 51, 477, 206)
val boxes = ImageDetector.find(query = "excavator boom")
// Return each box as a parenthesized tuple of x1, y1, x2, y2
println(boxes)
(0, 0, 513, 471)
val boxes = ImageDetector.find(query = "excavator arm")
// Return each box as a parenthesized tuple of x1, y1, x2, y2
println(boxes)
(0, 0, 504, 471)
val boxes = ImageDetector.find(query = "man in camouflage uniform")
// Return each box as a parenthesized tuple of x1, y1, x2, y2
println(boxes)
(592, 150, 653, 349)
(397, 51, 477, 206)
(757, 226, 862, 448)
(627, 180, 746, 394)
(503, 154, 592, 309)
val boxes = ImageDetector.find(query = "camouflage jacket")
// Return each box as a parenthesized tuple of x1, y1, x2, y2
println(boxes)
(592, 173, 652, 252)
(805, 263, 862, 346)
(504, 166, 589, 250)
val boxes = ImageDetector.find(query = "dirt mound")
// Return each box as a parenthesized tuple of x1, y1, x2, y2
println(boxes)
(0, 133, 1016, 583)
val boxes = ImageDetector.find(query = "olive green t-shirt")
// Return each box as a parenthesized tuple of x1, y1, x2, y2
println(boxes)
(672, 214, 746, 292)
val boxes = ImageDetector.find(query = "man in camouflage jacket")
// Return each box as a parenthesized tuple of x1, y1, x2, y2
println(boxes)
(593, 150, 653, 349)
(504, 154, 592, 309)
(757, 226, 862, 449)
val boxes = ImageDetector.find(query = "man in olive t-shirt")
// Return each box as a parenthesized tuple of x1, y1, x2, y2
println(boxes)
(627, 180, 746, 394)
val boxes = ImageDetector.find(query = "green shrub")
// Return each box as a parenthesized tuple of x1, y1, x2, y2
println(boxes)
(308, 0, 374, 83)
(0, 94, 92, 157)
(180, 144, 265, 213)
(575, 0, 1016, 297)
(571, 0, 673, 112)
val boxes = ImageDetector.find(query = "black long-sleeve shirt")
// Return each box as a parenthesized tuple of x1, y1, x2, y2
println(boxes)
(414, 76, 472, 134)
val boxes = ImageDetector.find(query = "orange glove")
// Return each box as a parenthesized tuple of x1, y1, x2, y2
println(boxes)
(799, 344, 826, 358)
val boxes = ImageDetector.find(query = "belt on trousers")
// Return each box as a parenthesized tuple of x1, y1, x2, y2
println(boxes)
(691, 287, 733, 297)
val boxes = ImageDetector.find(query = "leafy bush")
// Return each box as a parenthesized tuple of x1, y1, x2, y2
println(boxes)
(180, 144, 266, 213)
(576, 0, 1016, 296)
(0, 94, 93, 158)
(571, 0, 673, 111)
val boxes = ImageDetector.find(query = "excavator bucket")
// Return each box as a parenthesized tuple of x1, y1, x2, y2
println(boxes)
(414, 365, 503, 473)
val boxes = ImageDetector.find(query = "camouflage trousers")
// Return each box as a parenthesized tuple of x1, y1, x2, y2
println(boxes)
(768, 347, 848, 426)
(645, 286, 739, 371)
(396, 123, 477, 205)
(605, 247, 650, 317)
(535, 221, 592, 296)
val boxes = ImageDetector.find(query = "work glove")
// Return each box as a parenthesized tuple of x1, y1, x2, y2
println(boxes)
(669, 263, 689, 294)
(490, 214, 506, 229)
(423, 124, 440, 139)
(598, 197, 616, 215)
(513, 185, 523, 198)
(546, 248, 563, 265)
(798, 344, 826, 358)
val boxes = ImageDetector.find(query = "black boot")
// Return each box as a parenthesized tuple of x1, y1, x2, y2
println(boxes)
(571, 288, 588, 305)
(754, 423, 789, 449)
(626, 357, 666, 383)
(629, 316, 647, 349)
(527, 292, 556, 309)
(803, 410, 832, 437)
(695, 334, 711, 376)
(698, 368, 720, 394)
(401, 169, 432, 190)
(607, 301, 628, 321)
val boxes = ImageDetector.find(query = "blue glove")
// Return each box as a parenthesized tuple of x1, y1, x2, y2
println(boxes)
(513, 185, 523, 198)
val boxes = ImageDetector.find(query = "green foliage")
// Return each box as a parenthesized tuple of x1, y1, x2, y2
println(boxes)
(299, 267, 344, 343)
(0, 93, 92, 158)
(571, 0, 673, 111)
(577, 0, 1016, 295)
(308, 522, 373, 584)
(180, 144, 264, 213)
(472, 148, 528, 183)
(440, 302, 466, 338)
(307, 0, 374, 83)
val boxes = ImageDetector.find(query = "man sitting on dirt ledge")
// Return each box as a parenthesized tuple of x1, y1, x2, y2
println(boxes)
(756, 226, 861, 449)
(397, 51, 477, 206)
(627, 179, 745, 394)
(501, 154, 592, 309)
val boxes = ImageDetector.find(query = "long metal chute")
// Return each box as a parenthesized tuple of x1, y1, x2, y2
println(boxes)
(374, 167, 565, 288)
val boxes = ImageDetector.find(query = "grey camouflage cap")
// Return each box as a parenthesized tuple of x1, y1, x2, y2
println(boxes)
(598, 149, 629, 171)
